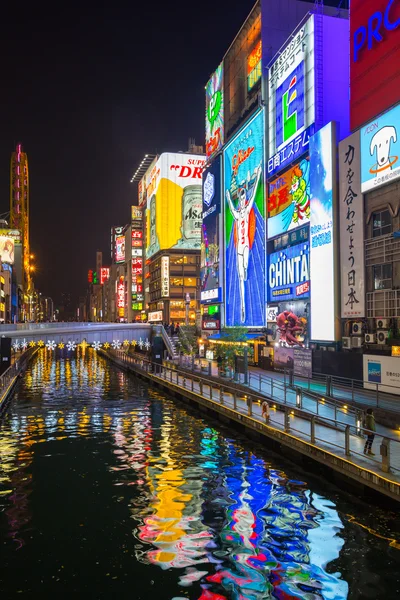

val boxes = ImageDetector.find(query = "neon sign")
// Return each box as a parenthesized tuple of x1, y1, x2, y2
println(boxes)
(247, 40, 262, 90)
(353, 0, 400, 62)
(117, 280, 125, 309)
(205, 63, 224, 159)
(268, 242, 310, 302)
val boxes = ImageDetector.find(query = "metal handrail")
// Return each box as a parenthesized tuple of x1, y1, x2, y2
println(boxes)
(109, 349, 400, 476)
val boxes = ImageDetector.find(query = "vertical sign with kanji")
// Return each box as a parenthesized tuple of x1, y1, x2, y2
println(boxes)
(339, 131, 364, 318)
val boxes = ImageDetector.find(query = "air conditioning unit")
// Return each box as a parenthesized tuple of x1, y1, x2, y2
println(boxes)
(364, 333, 376, 344)
(352, 336, 363, 348)
(352, 322, 363, 335)
(377, 330, 389, 344)
(342, 336, 351, 349)
(376, 318, 389, 329)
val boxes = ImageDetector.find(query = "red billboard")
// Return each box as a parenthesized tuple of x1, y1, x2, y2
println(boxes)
(351, 0, 400, 131)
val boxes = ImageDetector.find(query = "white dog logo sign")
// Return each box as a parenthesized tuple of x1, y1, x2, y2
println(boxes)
(369, 125, 398, 175)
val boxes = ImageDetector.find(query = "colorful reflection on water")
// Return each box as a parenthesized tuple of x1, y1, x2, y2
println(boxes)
(0, 350, 399, 599)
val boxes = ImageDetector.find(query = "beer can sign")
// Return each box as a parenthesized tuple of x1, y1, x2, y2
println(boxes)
(181, 185, 202, 242)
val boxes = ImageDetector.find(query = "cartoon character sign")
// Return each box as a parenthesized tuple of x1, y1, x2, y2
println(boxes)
(276, 310, 307, 347)
(361, 103, 400, 193)
(267, 158, 310, 239)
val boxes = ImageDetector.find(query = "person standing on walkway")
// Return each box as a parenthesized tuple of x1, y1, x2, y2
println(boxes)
(364, 408, 376, 455)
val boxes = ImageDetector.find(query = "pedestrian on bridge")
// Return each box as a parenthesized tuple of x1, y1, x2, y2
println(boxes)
(363, 408, 376, 456)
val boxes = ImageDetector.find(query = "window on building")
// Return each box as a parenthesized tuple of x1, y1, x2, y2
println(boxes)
(373, 263, 392, 290)
(170, 277, 183, 286)
(372, 209, 392, 237)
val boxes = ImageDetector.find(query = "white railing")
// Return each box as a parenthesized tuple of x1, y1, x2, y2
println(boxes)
(366, 289, 400, 318)
(365, 234, 400, 267)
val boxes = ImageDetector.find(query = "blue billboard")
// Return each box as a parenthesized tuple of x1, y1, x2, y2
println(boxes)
(268, 242, 310, 303)
(360, 102, 400, 194)
(224, 110, 266, 327)
(201, 156, 222, 304)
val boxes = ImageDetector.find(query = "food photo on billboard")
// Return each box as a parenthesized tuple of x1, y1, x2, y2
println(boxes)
(224, 109, 266, 327)
(274, 300, 310, 348)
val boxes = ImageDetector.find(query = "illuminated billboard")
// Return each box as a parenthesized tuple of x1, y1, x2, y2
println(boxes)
(267, 158, 310, 239)
(100, 267, 110, 285)
(268, 242, 310, 303)
(247, 40, 262, 91)
(351, 0, 400, 131)
(146, 152, 206, 259)
(309, 122, 338, 342)
(138, 157, 159, 208)
(201, 156, 222, 304)
(116, 277, 125, 317)
(0, 233, 18, 264)
(339, 131, 365, 318)
(205, 63, 224, 160)
(131, 206, 142, 230)
(268, 16, 315, 177)
(115, 235, 125, 263)
(360, 102, 400, 193)
(161, 256, 169, 298)
(111, 226, 124, 260)
(224, 109, 266, 327)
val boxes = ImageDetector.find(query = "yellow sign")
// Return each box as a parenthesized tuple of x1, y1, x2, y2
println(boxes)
(392, 346, 400, 357)
(146, 153, 205, 258)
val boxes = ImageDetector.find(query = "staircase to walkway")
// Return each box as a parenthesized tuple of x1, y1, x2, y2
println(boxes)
(157, 326, 180, 360)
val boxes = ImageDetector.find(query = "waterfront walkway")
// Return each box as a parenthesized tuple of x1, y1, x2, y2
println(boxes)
(108, 350, 400, 501)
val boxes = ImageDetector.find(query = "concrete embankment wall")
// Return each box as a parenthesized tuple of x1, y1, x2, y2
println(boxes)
(103, 351, 400, 505)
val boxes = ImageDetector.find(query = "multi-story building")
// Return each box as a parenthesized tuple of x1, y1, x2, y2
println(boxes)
(338, 0, 400, 381)
(148, 250, 199, 325)
(10, 143, 31, 320)
(202, 0, 349, 362)
(134, 146, 205, 325)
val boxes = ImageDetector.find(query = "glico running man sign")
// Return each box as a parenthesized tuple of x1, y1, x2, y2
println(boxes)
(224, 110, 266, 327)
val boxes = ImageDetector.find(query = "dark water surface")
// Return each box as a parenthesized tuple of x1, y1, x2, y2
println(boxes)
(0, 350, 399, 599)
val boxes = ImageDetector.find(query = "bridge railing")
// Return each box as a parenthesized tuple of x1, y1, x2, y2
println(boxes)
(0, 347, 37, 413)
(108, 349, 400, 478)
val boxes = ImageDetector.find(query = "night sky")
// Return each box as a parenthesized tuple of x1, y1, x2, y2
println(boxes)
(0, 0, 346, 307)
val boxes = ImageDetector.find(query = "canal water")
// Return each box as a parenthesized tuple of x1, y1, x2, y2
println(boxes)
(0, 351, 399, 599)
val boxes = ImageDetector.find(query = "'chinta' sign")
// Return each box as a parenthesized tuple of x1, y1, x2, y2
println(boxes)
(339, 131, 365, 318)
(268, 15, 315, 177)
(205, 63, 224, 159)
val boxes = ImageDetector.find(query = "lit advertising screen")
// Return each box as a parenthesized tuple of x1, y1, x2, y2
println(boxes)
(268, 241, 310, 303)
(360, 102, 400, 193)
(205, 63, 224, 160)
(224, 109, 266, 327)
(111, 226, 124, 260)
(100, 267, 110, 285)
(201, 156, 222, 304)
(0, 234, 18, 264)
(351, 0, 400, 131)
(115, 235, 125, 263)
(138, 157, 159, 208)
(267, 157, 310, 239)
(131, 206, 142, 230)
(309, 122, 337, 342)
(268, 15, 315, 177)
(146, 152, 206, 259)
(247, 40, 262, 91)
